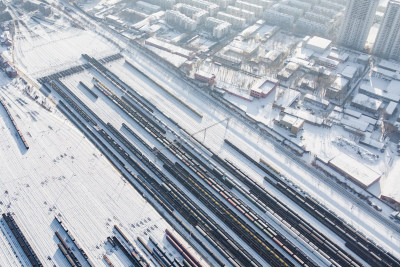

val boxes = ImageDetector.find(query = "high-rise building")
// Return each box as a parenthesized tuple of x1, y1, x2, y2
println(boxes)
(373, 0, 400, 60)
(337, 0, 378, 50)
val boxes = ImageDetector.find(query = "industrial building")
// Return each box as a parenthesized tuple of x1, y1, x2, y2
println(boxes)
(328, 154, 381, 189)
(275, 114, 305, 135)
(145, 37, 196, 59)
(351, 93, 383, 115)
(303, 93, 330, 109)
(194, 70, 216, 84)
(373, 0, 400, 61)
(250, 78, 278, 98)
(306, 36, 332, 53)
(337, 0, 379, 50)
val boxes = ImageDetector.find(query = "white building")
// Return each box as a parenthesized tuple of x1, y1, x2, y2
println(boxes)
(174, 3, 208, 23)
(337, 0, 379, 50)
(264, 9, 295, 28)
(296, 18, 330, 36)
(165, 10, 197, 31)
(205, 17, 231, 38)
(217, 12, 246, 29)
(145, 0, 175, 9)
(226, 6, 255, 23)
(373, 0, 400, 61)
(177, 0, 219, 16)
(235, 1, 263, 17)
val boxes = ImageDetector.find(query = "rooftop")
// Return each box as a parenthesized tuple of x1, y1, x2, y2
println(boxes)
(306, 36, 332, 52)
(352, 93, 383, 111)
(329, 153, 381, 188)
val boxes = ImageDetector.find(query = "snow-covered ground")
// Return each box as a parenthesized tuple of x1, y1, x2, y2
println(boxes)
(1, 2, 399, 265)
(116, 48, 400, 258)
(0, 79, 207, 266)
(12, 18, 116, 78)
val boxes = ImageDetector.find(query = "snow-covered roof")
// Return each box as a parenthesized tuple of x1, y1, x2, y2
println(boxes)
(352, 93, 383, 111)
(304, 93, 330, 107)
(359, 77, 400, 102)
(381, 158, 400, 204)
(341, 65, 357, 80)
(329, 153, 381, 188)
(306, 36, 331, 52)
(341, 116, 369, 132)
(330, 76, 349, 91)
(328, 50, 349, 62)
(378, 59, 400, 72)
(386, 101, 398, 116)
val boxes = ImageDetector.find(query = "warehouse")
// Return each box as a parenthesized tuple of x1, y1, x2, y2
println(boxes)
(359, 78, 400, 103)
(250, 78, 277, 98)
(194, 70, 215, 84)
(275, 114, 305, 135)
(351, 93, 383, 115)
(328, 154, 381, 189)
(305, 36, 332, 53)
(303, 93, 330, 109)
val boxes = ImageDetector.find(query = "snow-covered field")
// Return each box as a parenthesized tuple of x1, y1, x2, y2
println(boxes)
(13, 18, 116, 78)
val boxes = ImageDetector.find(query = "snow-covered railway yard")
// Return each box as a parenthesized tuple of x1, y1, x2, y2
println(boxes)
(0, 1, 400, 266)
(0, 80, 203, 266)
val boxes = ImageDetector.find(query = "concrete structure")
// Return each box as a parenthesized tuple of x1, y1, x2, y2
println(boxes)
(385, 101, 398, 117)
(359, 78, 400, 102)
(306, 36, 332, 53)
(136, 1, 161, 13)
(165, 10, 197, 31)
(264, 9, 295, 28)
(275, 114, 305, 135)
(174, 3, 208, 23)
(226, 6, 255, 23)
(250, 78, 278, 98)
(145, 0, 175, 9)
(194, 70, 215, 84)
(351, 93, 383, 115)
(373, 0, 400, 61)
(177, 0, 219, 16)
(217, 12, 246, 29)
(235, 1, 263, 17)
(205, 17, 231, 38)
(303, 93, 330, 109)
(328, 153, 381, 189)
(337, 0, 379, 50)
(296, 18, 330, 37)
(145, 37, 196, 59)
(326, 76, 349, 99)
(340, 65, 358, 80)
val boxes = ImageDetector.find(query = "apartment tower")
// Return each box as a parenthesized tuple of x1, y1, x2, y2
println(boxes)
(337, 0, 379, 50)
(373, 0, 400, 60)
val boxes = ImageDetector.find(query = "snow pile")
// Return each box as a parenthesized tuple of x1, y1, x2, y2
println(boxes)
(332, 136, 379, 163)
